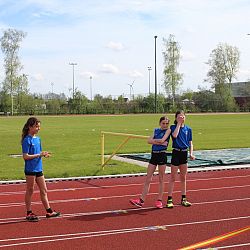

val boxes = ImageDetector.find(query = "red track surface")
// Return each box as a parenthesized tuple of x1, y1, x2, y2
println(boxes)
(0, 168, 249, 249)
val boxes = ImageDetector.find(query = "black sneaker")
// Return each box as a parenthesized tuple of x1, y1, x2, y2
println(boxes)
(26, 212, 39, 222)
(46, 211, 61, 218)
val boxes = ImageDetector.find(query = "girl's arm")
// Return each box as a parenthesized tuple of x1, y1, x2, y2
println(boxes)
(189, 141, 195, 160)
(23, 151, 51, 160)
(154, 128, 171, 144)
(172, 123, 181, 138)
(148, 129, 171, 145)
(147, 134, 155, 145)
(172, 116, 184, 138)
(23, 153, 41, 160)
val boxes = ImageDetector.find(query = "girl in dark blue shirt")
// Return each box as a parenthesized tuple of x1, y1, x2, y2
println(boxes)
(130, 116, 171, 209)
(166, 111, 195, 209)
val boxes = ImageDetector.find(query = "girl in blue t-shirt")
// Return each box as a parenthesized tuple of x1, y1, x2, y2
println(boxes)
(166, 110, 195, 209)
(129, 116, 171, 209)
(21, 117, 60, 222)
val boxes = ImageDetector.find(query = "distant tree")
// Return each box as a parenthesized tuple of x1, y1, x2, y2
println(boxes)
(16, 74, 29, 113)
(181, 89, 194, 101)
(162, 34, 183, 107)
(67, 90, 88, 114)
(0, 28, 27, 114)
(192, 89, 220, 112)
(205, 43, 239, 111)
(141, 93, 155, 113)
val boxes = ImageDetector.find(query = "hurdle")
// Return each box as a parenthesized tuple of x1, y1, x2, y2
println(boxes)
(101, 131, 148, 169)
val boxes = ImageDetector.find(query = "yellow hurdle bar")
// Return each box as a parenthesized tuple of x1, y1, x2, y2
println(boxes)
(101, 131, 148, 169)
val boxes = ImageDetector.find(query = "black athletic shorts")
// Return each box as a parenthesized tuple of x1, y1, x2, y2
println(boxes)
(25, 171, 44, 177)
(149, 152, 167, 166)
(171, 149, 188, 166)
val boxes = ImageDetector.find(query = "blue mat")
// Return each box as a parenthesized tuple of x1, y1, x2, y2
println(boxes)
(119, 148, 250, 168)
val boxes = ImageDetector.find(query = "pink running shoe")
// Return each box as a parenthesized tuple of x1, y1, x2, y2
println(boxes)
(155, 200, 163, 209)
(129, 198, 143, 208)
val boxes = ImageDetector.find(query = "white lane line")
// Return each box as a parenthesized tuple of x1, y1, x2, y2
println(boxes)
(1, 174, 250, 196)
(215, 242, 250, 249)
(0, 215, 249, 248)
(0, 197, 249, 223)
(1, 184, 250, 208)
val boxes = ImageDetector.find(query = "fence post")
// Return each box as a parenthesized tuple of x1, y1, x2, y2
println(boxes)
(100, 131, 149, 169)
(101, 132, 105, 167)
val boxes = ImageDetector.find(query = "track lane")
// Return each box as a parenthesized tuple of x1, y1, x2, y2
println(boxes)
(0, 169, 249, 249)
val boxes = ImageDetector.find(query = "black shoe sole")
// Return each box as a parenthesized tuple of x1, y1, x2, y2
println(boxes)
(129, 201, 142, 208)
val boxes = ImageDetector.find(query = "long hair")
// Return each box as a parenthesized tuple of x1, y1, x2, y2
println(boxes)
(21, 117, 40, 143)
(174, 110, 185, 125)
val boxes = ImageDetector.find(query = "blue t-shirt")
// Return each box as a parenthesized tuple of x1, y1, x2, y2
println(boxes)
(170, 124, 192, 149)
(22, 135, 43, 173)
(152, 128, 170, 151)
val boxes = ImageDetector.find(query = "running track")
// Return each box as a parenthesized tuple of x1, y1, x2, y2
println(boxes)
(0, 168, 249, 249)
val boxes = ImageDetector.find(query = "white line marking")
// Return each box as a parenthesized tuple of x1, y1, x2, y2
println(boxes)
(0, 216, 249, 248)
(1, 184, 250, 208)
(215, 242, 250, 249)
(0, 197, 249, 223)
(1, 174, 249, 196)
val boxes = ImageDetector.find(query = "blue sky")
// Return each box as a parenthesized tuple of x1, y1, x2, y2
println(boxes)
(0, 0, 250, 99)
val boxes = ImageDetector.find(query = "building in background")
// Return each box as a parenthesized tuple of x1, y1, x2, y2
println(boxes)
(230, 81, 250, 109)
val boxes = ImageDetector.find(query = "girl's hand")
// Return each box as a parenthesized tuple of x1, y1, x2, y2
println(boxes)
(177, 116, 185, 124)
(161, 141, 168, 146)
(41, 151, 51, 158)
(190, 155, 195, 160)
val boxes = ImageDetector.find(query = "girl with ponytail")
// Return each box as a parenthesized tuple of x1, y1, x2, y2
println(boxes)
(21, 117, 60, 222)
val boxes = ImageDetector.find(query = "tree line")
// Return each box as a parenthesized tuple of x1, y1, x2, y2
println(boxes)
(0, 29, 249, 115)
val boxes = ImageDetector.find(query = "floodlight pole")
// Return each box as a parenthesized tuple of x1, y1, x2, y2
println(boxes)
(148, 66, 152, 94)
(90, 76, 93, 101)
(69, 63, 77, 99)
(154, 35, 157, 113)
(51, 82, 54, 98)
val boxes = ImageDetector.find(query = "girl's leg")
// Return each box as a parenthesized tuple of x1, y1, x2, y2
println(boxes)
(179, 164, 188, 196)
(141, 164, 157, 201)
(168, 165, 178, 197)
(25, 175, 36, 212)
(179, 164, 191, 206)
(157, 165, 166, 200)
(36, 175, 50, 210)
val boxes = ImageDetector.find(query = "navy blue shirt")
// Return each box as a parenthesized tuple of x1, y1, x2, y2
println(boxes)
(170, 124, 192, 149)
(22, 135, 43, 173)
(152, 128, 170, 151)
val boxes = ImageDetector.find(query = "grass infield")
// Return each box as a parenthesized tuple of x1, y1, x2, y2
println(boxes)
(0, 113, 249, 180)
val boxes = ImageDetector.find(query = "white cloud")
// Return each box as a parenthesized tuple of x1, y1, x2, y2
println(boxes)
(1, 0, 250, 96)
(238, 69, 250, 80)
(128, 70, 143, 78)
(31, 73, 44, 81)
(106, 41, 125, 51)
(99, 64, 120, 74)
(79, 71, 97, 79)
(180, 50, 196, 61)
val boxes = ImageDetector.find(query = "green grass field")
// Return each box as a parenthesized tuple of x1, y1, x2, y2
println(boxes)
(0, 113, 249, 180)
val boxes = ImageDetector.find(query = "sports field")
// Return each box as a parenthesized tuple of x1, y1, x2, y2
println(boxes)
(0, 113, 249, 180)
